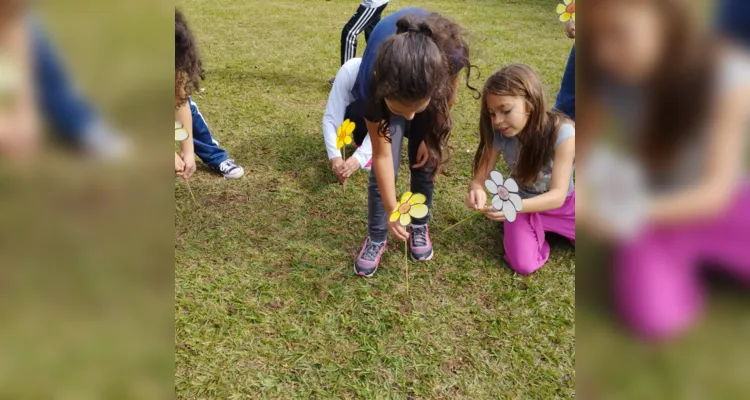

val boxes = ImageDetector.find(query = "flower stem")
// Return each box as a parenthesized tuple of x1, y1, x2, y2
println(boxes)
(185, 180, 197, 204)
(441, 210, 482, 233)
(405, 239, 409, 297)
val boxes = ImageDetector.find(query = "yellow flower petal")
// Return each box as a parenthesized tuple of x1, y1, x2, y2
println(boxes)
(408, 193, 426, 205)
(175, 121, 183, 130)
(390, 210, 401, 222)
(556, 4, 567, 13)
(344, 136, 352, 145)
(564, 0, 572, 6)
(571, 12, 575, 22)
(560, 12, 571, 22)
(400, 192, 413, 203)
(337, 139, 344, 149)
(399, 213, 411, 226)
(345, 121, 355, 135)
(408, 203, 429, 219)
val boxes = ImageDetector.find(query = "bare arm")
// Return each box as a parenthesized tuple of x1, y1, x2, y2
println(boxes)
(0, 13, 39, 162)
(175, 101, 194, 155)
(466, 146, 500, 211)
(647, 79, 750, 224)
(448, 72, 460, 110)
(520, 137, 575, 213)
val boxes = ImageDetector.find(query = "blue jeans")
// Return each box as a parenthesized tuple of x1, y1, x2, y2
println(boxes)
(188, 97, 227, 168)
(554, 45, 575, 121)
(367, 115, 434, 243)
(30, 16, 95, 145)
(717, 0, 750, 45)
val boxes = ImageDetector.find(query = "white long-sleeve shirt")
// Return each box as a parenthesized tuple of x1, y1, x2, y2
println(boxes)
(361, 0, 389, 8)
(322, 57, 372, 168)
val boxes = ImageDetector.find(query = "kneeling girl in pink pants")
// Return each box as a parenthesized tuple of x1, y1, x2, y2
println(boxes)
(466, 64, 575, 275)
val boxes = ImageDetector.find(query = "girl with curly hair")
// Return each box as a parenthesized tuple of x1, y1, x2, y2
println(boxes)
(175, 8, 243, 179)
(351, 8, 475, 277)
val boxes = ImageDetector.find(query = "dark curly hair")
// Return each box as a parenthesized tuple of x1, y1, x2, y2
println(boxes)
(175, 8, 204, 109)
(368, 12, 475, 178)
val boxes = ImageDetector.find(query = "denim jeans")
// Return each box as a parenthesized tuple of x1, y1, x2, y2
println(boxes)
(367, 115, 434, 242)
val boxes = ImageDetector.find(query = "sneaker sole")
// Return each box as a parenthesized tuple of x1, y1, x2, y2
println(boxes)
(222, 169, 245, 179)
(410, 248, 434, 261)
(353, 263, 377, 278)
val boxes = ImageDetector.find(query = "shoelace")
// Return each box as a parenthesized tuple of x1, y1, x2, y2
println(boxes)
(220, 160, 237, 173)
(411, 226, 428, 247)
(363, 240, 385, 261)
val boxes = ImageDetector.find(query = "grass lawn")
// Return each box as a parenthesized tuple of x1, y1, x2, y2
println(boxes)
(174, 0, 575, 398)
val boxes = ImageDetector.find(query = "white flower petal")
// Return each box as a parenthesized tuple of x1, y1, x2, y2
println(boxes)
(485, 179, 498, 194)
(491, 195, 504, 211)
(503, 201, 517, 222)
(490, 170, 504, 186)
(503, 178, 519, 193)
(508, 193, 523, 211)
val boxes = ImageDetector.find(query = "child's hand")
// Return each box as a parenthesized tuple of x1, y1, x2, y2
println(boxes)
(465, 181, 487, 210)
(565, 20, 575, 39)
(330, 157, 345, 178)
(341, 156, 360, 179)
(180, 151, 196, 180)
(388, 219, 409, 242)
(412, 140, 429, 169)
(483, 205, 506, 222)
(175, 152, 185, 176)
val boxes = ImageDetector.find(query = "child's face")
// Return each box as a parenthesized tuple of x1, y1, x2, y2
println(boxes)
(385, 98, 431, 121)
(590, 1, 666, 84)
(486, 93, 529, 138)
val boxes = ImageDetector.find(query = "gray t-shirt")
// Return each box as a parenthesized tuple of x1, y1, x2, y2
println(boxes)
(600, 49, 750, 193)
(493, 123, 576, 199)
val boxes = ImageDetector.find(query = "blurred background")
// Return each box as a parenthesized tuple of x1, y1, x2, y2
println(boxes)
(0, 0, 173, 398)
(577, 0, 750, 398)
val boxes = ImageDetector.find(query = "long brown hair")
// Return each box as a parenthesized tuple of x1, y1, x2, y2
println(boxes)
(175, 8, 204, 109)
(577, 0, 716, 170)
(473, 64, 569, 186)
(368, 12, 473, 178)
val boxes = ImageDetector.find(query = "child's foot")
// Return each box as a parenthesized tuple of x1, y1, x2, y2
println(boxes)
(409, 224, 433, 261)
(354, 237, 387, 277)
(217, 159, 244, 179)
(81, 119, 131, 160)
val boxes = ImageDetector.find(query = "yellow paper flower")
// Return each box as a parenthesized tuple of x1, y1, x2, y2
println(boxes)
(556, 0, 575, 22)
(337, 119, 355, 149)
(389, 192, 429, 227)
(175, 121, 189, 142)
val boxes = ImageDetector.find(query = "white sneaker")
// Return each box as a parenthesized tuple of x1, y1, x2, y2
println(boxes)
(82, 120, 132, 161)
(217, 159, 244, 179)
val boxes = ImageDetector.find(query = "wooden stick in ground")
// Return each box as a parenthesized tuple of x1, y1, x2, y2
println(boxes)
(405, 240, 409, 297)
(342, 146, 347, 187)
(185, 180, 197, 204)
(441, 210, 482, 234)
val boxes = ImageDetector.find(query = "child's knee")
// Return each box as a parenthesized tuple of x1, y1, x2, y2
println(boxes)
(619, 298, 700, 341)
(505, 250, 544, 275)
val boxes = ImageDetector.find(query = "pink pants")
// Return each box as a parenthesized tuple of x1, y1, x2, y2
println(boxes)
(615, 183, 750, 340)
(503, 192, 576, 275)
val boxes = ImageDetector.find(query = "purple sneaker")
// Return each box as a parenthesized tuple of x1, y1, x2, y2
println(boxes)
(409, 224, 433, 261)
(354, 237, 387, 277)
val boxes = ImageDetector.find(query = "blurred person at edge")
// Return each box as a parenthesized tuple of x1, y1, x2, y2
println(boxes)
(577, 0, 750, 340)
(0, 1, 38, 165)
(0, 1, 129, 165)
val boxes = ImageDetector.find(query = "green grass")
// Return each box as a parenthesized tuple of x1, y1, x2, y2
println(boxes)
(175, 1, 574, 398)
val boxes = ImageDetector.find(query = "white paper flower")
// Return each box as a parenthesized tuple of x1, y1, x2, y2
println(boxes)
(0, 55, 21, 99)
(175, 121, 189, 142)
(485, 171, 523, 222)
